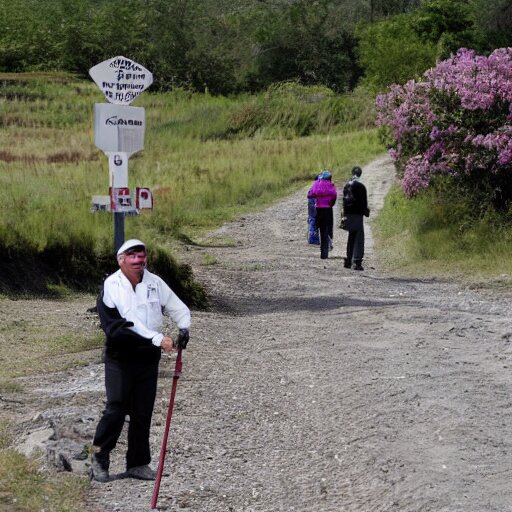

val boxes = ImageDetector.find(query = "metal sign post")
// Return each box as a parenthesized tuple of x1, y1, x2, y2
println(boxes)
(89, 56, 153, 252)
(114, 210, 125, 252)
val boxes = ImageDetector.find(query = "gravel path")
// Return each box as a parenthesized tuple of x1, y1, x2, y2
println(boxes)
(11, 155, 512, 511)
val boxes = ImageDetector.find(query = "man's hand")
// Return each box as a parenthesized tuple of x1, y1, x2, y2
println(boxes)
(161, 336, 175, 353)
(176, 329, 190, 349)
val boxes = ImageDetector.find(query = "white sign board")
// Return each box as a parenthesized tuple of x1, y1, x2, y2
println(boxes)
(136, 187, 153, 210)
(108, 152, 129, 188)
(89, 56, 153, 105)
(91, 195, 111, 212)
(94, 103, 145, 156)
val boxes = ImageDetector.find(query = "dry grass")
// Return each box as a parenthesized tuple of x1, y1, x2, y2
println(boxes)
(0, 296, 103, 383)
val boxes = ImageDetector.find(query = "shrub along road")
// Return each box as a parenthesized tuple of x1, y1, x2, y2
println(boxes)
(6, 155, 512, 511)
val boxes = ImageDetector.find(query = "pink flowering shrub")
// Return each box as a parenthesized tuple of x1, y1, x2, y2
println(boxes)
(376, 48, 512, 207)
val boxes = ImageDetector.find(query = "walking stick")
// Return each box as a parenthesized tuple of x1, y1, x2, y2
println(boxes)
(150, 332, 186, 511)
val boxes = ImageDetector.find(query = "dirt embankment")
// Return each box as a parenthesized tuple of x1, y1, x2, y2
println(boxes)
(6, 155, 512, 512)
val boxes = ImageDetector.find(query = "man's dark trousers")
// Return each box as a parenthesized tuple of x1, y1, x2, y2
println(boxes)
(93, 355, 159, 469)
(345, 213, 364, 264)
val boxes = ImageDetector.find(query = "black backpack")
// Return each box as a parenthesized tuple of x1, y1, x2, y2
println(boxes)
(343, 180, 355, 207)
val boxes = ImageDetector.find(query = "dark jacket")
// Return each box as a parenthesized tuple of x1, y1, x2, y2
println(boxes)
(96, 292, 161, 362)
(342, 178, 369, 216)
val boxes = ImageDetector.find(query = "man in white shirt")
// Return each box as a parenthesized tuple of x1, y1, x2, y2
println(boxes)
(91, 239, 191, 482)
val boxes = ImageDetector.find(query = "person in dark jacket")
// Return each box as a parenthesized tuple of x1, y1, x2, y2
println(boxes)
(91, 239, 191, 482)
(307, 169, 337, 259)
(342, 166, 370, 270)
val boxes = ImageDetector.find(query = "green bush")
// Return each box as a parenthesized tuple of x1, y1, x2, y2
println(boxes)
(0, 239, 206, 307)
(356, 14, 437, 92)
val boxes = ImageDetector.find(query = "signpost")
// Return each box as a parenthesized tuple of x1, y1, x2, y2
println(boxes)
(89, 56, 154, 252)
(93, 103, 146, 155)
(89, 56, 153, 105)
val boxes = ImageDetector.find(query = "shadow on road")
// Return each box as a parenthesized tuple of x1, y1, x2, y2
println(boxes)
(210, 293, 416, 316)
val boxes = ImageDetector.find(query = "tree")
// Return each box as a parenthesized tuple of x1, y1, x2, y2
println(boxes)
(412, 0, 484, 59)
(0, 0, 63, 71)
(246, 0, 361, 93)
(472, 0, 512, 51)
(356, 14, 437, 92)
(141, 0, 199, 90)
(57, 0, 147, 76)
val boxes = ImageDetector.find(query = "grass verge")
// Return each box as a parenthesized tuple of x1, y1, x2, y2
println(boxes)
(0, 449, 88, 512)
(374, 185, 512, 282)
(0, 298, 104, 381)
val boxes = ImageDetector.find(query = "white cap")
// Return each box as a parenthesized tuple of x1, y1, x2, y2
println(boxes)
(116, 239, 146, 257)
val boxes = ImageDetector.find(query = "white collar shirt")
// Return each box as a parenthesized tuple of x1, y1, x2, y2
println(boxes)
(102, 269, 191, 347)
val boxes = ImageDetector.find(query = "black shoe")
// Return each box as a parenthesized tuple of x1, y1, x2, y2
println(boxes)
(127, 465, 157, 480)
(91, 454, 109, 483)
(343, 258, 351, 268)
(353, 261, 364, 271)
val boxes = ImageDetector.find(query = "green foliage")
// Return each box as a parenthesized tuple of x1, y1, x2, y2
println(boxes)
(59, 0, 148, 75)
(246, 0, 362, 93)
(355, 0, 499, 92)
(356, 14, 437, 91)
(0, 0, 507, 95)
(473, 0, 512, 50)
(0, 0, 59, 71)
(412, 0, 485, 59)
(0, 236, 205, 307)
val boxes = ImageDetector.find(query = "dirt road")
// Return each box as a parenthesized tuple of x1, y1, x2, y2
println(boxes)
(11, 155, 512, 511)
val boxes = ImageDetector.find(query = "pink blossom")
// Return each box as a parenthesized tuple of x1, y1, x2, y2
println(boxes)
(388, 148, 399, 161)
(402, 156, 431, 197)
(376, 47, 512, 196)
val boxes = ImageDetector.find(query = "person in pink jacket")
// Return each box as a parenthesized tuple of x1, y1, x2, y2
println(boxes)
(307, 169, 337, 259)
